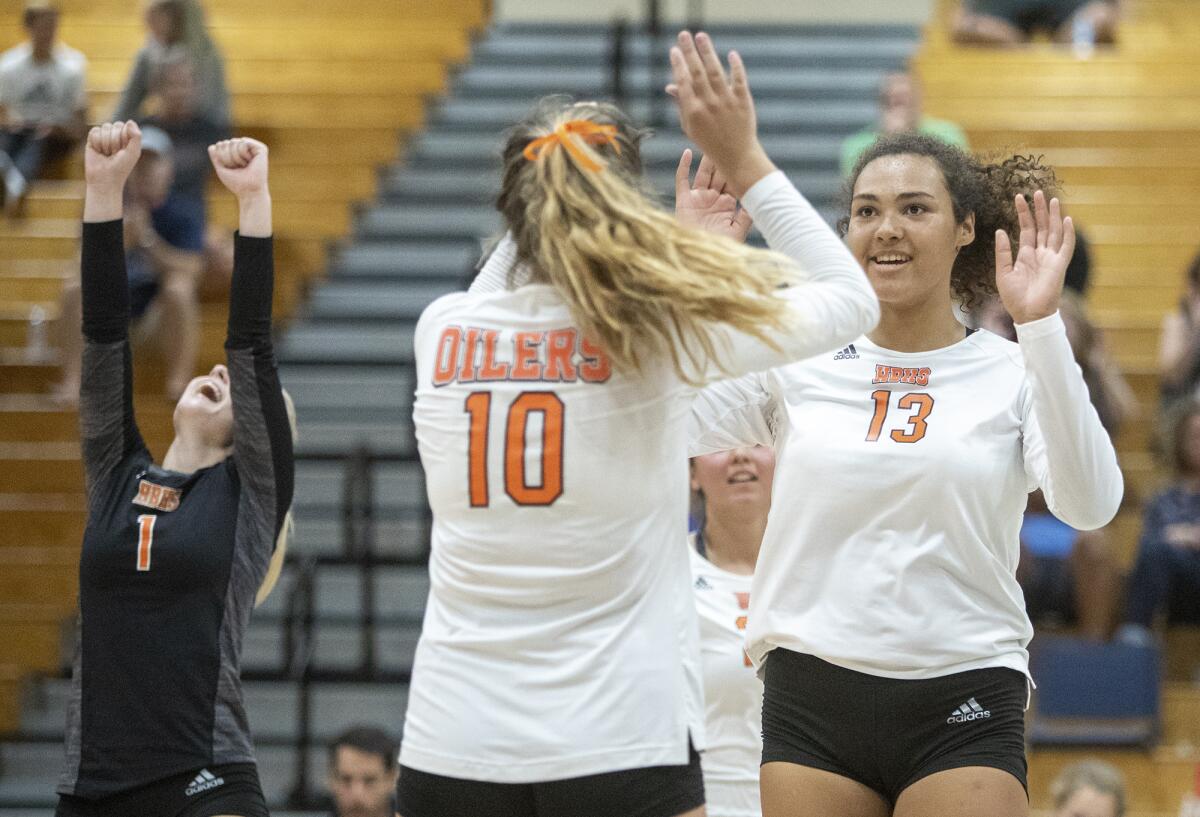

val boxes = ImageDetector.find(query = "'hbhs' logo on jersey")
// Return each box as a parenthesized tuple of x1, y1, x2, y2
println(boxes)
(872, 364, 931, 387)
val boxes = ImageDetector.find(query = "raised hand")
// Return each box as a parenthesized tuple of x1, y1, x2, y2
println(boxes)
(995, 190, 1076, 325)
(84, 121, 142, 192)
(674, 148, 753, 242)
(208, 138, 269, 200)
(668, 31, 774, 197)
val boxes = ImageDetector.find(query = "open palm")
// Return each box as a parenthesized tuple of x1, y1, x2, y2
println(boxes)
(674, 148, 753, 242)
(995, 190, 1076, 325)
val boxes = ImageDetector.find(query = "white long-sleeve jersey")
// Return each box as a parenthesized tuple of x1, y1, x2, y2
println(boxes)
(400, 171, 879, 783)
(690, 315, 1124, 681)
(690, 542, 762, 817)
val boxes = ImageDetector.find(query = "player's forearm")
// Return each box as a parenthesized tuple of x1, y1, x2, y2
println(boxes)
(1018, 312, 1124, 530)
(237, 190, 271, 238)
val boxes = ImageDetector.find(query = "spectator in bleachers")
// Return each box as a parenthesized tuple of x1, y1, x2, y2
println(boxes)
(838, 71, 968, 177)
(113, 0, 229, 127)
(55, 125, 203, 403)
(1063, 225, 1092, 295)
(978, 291, 1131, 639)
(0, 0, 87, 216)
(1156, 249, 1200, 409)
(1120, 400, 1200, 640)
(1050, 759, 1126, 817)
(953, 0, 1119, 47)
(326, 726, 399, 817)
(141, 56, 229, 281)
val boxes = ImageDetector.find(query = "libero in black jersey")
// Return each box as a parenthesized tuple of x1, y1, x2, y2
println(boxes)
(55, 123, 292, 817)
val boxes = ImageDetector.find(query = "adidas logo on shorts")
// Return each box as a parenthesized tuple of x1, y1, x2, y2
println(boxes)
(947, 697, 991, 724)
(833, 344, 859, 360)
(185, 769, 226, 797)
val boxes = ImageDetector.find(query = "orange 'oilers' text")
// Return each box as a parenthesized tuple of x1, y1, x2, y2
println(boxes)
(872, 364, 932, 388)
(432, 326, 612, 386)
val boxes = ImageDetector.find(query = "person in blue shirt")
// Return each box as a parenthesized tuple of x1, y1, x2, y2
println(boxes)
(1121, 402, 1200, 639)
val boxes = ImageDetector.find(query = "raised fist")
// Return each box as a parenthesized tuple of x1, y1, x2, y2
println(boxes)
(84, 121, 142, 190)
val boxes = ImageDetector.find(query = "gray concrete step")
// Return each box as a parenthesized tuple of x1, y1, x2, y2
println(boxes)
(305, 282, 458, 322)
(428, 97, 877, 135)
(452, 64, 887, 99)
(294, 462, 425, 513)
(473, 32, 913, 70)
(279, 325, 415, 365)
(329, 241, 479, 282)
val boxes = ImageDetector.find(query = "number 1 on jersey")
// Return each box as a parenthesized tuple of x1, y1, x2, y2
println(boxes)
(136, 514, 156, 572)
(466, 390, 565, 507)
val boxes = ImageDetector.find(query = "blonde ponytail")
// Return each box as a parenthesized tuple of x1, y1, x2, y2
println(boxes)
(498, 98, 802, 385)
(255, 389, 296, 607)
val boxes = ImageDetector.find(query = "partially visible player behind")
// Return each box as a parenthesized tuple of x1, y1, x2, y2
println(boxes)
(690, 446, 775, 817)
(55, 122, 293, 817)
(398, 32, 879, 817)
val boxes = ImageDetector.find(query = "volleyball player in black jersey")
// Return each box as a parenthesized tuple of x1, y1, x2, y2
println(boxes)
(54, 121, 293, 817)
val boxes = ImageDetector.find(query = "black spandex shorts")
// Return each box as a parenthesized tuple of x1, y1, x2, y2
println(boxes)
(761, 650, 1028, 805)
(967, 0, 1097, 33)
(396, 741, 704, 817)
(55, 763, 268, 817)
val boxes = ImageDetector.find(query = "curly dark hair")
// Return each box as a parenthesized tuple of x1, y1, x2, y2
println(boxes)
(837, 133, 1058, 311)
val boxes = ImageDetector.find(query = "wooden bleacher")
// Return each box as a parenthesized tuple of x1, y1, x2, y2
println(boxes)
(0, 0, 488, 731)
(916, 0, 1200, 810)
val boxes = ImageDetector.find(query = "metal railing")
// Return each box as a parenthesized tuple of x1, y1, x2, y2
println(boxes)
(607, 0, 706, 126)
(281, 553, 317, 810)
(277, 446, 430, 808)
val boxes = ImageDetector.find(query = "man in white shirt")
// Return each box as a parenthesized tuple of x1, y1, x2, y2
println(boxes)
(0, 0, 88, 215)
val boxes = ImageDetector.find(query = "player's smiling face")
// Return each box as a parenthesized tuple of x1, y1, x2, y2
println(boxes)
(691, 446, 776, 511)
(845, 153, 975, 311)
(173, 364, 234, 450)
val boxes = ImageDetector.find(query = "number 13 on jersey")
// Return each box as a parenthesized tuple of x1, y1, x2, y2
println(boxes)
(866, 390, 934, 443)
(465, 390, 565, 507)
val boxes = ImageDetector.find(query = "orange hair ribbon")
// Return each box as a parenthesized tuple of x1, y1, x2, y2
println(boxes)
(522, 120, 622, 172)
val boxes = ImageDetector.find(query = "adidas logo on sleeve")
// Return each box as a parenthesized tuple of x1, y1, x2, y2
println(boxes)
(947, 697, 991, 724)
(184, 768, 226, 796)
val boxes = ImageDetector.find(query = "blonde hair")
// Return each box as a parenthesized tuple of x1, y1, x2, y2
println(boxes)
(255, 389, 295, 607)
(497, 98, 801, 385)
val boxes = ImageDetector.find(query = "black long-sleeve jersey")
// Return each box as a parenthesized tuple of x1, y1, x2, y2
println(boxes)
(57, 220, 294, 799)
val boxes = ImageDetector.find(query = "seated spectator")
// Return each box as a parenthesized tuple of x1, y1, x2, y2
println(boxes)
(326, 726, 399, 817)
(141, 56, 229, 282)
(0, 0, 87, 216)
(953, 0, 1119, 47)
(113, 0, 229, 127)
(55, 126, 203, 403)
(1063, 224, 1092, 295)
(980, 291, 1131, 639)
(1157, 249, 1200, 410)
(1050, 759, 1126, 817)
(839, 72, 969, 177)
(1120, 401, 1200, 640)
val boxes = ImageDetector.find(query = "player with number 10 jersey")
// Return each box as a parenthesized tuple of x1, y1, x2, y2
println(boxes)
(398, 33, 879, 817)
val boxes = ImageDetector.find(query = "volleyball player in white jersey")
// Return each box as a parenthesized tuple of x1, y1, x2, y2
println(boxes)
(396, 33, 879, 817)
(689, 446, 774, 817)
(685, 120, 1123, 813)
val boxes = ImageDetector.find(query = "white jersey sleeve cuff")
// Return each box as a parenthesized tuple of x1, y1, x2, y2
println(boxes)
(1013, 310, 1066, 344)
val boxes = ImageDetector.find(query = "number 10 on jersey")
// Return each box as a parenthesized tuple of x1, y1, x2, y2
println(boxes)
(465, 391, 565, 507)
